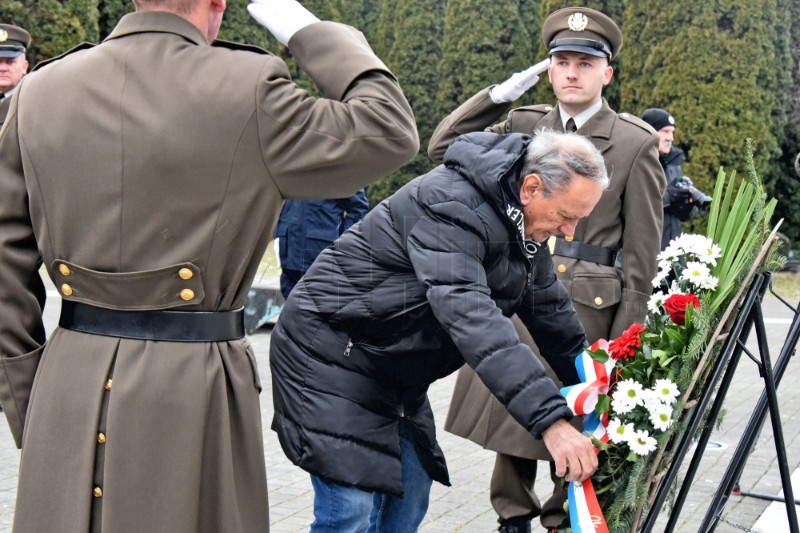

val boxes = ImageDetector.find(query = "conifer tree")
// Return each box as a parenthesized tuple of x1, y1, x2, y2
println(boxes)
(436, 0, 533, 118)
(97, 0, 132, 38)
(18, 0, 99, 64)
(620, 0, 783, 230)
(368, 0, 444, 204)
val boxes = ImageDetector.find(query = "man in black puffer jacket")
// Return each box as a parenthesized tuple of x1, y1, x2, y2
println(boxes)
(270, 130, 608, 532)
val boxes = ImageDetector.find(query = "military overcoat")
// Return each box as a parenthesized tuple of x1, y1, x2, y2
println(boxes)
(430, 88, 664, 459)
(0, 95, 11, 130)
(0, 11, 417, 533)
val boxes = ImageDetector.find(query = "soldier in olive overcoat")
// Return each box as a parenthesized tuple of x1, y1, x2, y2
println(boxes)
(0, 0, 418, 531)
(429, 7, 665, 532)
(0, 23, 30, 129)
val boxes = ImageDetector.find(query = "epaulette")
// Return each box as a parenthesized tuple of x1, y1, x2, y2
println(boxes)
(617, 112, 657, 135)
(32, 42, 96, 72)
(511, 103, 555, 116)
(212, 39, 272, 56)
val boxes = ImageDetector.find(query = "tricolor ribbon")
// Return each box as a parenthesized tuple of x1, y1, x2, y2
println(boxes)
(559, 339, 615, 533)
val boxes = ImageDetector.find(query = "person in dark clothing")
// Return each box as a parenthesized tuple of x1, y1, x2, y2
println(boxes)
(274, 189, 369, 299)
(640, 108, 693, 251)
(269, 130, 608, 532)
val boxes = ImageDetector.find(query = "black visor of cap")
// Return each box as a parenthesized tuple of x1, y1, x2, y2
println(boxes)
(0, 45, 24, 58)
(548, 38, 610, 58)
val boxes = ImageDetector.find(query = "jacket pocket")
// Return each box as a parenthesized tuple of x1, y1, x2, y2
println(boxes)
(569, 274, 622, 310)
(241, 339, 262, 393)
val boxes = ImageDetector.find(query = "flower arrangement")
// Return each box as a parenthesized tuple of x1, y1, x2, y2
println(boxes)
(561, 142, 785, 533)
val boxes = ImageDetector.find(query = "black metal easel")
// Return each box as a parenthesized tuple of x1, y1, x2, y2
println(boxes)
(641, 272, 800, 532)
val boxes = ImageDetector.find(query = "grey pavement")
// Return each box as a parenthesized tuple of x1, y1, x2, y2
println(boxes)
(0, 274, 799, 532)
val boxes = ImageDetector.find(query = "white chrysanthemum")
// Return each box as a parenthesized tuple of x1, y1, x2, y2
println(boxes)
(652, 267, 670, 288)
(680, 261, 713, 289)
(657, 243, 682, 264)
(652, 379, 679, 405)
(649, 403, 674, 432)
(648, 292, 666, 313)
(614, 379, 645, 407)
(639, 388, 664, 411)
(629, 429, 658, 456)
(606, 418, 635, 445)
(675, 234, 711, 256)
(611, 396, 636, 414)
(695, 242, 723, 267)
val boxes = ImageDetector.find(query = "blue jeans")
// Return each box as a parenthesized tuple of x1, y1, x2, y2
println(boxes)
(309, 424, 433, 533)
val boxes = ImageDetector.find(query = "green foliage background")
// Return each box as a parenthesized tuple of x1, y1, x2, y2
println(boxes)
(2, 0, 799, 241)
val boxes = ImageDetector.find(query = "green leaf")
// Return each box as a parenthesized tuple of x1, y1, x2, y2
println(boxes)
(589, 348, 609, 364)
(626, 451, 639, 462)
(595, 394, 611, 416)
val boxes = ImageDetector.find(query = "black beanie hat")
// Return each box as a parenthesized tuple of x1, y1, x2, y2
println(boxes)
(640, 108, 675, 132)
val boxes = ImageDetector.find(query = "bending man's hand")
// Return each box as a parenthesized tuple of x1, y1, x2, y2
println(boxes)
(489, 58, 551, 104)
(248, 0, 320, 46)
(542, 418, 598, 483)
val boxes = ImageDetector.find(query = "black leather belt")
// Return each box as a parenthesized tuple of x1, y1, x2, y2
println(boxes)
(59, 300, 245, 342)
(553, 237, 616, 267)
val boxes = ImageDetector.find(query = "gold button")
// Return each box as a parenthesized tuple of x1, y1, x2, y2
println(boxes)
(97, 433, 106, 444)
(595, 297, 604, 306)
(104, 379, 113, 391)
(557, 264, 567, 273)
(61, 284, 73, 296)
(180, 288, 195, 301)
(178, 268, 193, 280)
(93, 487, 103, 498)
(565, 235, 574, 242)
(59, 264, 71, 276)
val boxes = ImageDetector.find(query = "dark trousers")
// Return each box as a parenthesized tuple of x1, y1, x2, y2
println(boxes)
(490, 453, 568, 528)
(279, 268, 304, 301)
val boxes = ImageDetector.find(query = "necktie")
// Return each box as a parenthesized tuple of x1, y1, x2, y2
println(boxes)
(566, 118, 577, 133)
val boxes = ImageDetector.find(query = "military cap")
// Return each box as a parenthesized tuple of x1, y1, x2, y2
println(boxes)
(542, 7, 623, 60)
(0, 24, 31, 59)
(641, 108, 676, 132)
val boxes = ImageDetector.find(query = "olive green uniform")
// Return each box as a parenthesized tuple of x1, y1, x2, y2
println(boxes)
(0, 11, 417, 533)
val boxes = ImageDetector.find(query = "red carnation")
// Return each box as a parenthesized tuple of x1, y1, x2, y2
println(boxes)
(663, 293, 701, 325)
(608, 323, 646, 361)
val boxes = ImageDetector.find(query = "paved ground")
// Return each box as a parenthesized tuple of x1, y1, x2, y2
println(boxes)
(0, 275, 798, 532)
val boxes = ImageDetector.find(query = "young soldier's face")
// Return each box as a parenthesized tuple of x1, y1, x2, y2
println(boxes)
(548, 52, 613, 114)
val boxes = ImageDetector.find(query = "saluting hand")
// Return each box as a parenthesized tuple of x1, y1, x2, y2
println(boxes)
(542, 418, 598, 483)
(247, 0, 321, 46)
(489, 58, 551, 104)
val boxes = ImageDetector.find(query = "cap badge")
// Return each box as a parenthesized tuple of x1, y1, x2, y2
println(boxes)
(0, 30, 7, 43)
(568, 13, 589, 32)
(669, 115, 676, 125)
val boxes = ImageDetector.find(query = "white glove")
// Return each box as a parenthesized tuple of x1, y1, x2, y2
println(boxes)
(247, 0, 320, 46)
(489, 58, 551, 104)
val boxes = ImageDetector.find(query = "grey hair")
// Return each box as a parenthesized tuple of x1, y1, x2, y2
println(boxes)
(520, 129, 609, 197)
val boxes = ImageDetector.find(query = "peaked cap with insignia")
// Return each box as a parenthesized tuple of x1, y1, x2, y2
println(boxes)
(0, 24, 31, 59)
(542, 7, 622, 60)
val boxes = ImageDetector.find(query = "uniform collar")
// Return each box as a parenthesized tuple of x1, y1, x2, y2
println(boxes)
(105, 11, 209, 46)
(558, 99, 603, 130)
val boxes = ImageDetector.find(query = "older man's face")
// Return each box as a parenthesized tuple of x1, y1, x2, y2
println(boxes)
(520, 172, 603, 242)
(0, 55, 28, 94)
(656, 125, 675, 155)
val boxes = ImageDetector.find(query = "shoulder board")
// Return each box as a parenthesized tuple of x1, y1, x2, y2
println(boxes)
(511, 103, 555, 115)
(212, 39, 272, 56)
(617, 112, 657, 134)
(33, 42, 96, 72)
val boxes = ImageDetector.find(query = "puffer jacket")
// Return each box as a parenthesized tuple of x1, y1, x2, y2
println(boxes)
(269, 132, 586, 495)
(661, 146, 688, 250)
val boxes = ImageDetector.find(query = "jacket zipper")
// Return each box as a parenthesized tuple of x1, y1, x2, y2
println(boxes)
(344, 339, 353, 357)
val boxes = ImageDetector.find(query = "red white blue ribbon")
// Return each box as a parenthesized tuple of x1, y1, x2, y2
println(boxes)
(560, 339, 614, 533)
(568, 478, 609, 533)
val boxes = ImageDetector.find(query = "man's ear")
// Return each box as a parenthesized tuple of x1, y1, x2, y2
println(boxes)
(520, 174, 542, 206)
